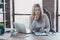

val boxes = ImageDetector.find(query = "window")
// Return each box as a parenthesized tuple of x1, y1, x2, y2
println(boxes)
(14, 0, 43, 14)
(14, 0, 43, 33)
(15, 15, 31, 27)
(0, 14, 3, 22)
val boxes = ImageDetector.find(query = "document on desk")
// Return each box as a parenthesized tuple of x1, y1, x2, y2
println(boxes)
(0, 38, 8, 40)
(34, 32, 48, 36)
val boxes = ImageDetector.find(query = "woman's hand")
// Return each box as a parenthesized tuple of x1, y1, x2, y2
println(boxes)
(39, 27, 44, 33)
(34, 15, 39, 20)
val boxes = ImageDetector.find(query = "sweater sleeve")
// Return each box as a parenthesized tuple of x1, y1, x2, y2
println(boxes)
(44, 14, 50, 32)
(30, 20, 36, 32)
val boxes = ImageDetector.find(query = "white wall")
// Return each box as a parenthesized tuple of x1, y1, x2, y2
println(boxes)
(10, 0, 13, 29)
(54, 0, 56, 32)
(58, 0, 60, 32)
(58, 17, 60, 32)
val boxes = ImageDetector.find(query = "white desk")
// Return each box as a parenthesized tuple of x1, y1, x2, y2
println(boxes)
(0, 32, 60, 40)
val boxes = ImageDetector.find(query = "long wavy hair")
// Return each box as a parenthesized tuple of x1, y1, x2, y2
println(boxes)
(31, 4, 43, 23)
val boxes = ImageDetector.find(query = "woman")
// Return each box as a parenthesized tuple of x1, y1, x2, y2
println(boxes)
(30, 4, 50, 33)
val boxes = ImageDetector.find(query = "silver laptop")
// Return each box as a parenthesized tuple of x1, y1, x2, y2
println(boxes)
(14, 22, 26, 33)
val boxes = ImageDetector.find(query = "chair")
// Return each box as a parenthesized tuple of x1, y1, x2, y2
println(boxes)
(43, 8, 55, 32)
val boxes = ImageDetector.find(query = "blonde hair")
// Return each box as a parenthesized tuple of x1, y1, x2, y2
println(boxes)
(31, 4, 43, 23)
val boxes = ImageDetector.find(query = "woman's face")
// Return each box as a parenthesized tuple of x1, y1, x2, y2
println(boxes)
(34, 7, 41, 16)
(34, 7, 41, 20)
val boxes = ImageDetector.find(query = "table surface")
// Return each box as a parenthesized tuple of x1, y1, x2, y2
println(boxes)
(0, 32, 60, 40)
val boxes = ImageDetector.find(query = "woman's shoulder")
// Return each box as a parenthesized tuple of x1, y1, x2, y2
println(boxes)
(43, 13, 47, 17)
(42, 13, 49, 22)
(43, 13, 48, 19)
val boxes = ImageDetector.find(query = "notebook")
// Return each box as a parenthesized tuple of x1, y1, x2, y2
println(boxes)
(34, 32, 48, 36)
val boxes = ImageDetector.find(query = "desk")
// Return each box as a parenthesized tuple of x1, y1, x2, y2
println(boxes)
(0, 33, 60, 40)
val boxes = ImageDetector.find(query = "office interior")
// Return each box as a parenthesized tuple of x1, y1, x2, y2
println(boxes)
(0, 0, 60, 40)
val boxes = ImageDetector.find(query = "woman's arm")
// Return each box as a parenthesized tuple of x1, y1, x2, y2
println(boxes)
(30, 15, 40, 32)
(44, 14, 50, 32)
(30, 20, 36, 32)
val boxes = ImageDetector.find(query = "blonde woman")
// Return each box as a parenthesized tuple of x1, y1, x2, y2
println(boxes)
(30, 4, 50, 33)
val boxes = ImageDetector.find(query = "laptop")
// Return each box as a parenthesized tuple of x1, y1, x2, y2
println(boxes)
(14, 22, 27, 33)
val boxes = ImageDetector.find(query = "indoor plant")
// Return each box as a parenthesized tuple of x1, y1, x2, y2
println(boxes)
(0, 23, 4, 35)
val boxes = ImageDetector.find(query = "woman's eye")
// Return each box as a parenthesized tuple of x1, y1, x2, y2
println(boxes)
(34, 9, 37, 11)
(38, 9, 40, 11)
